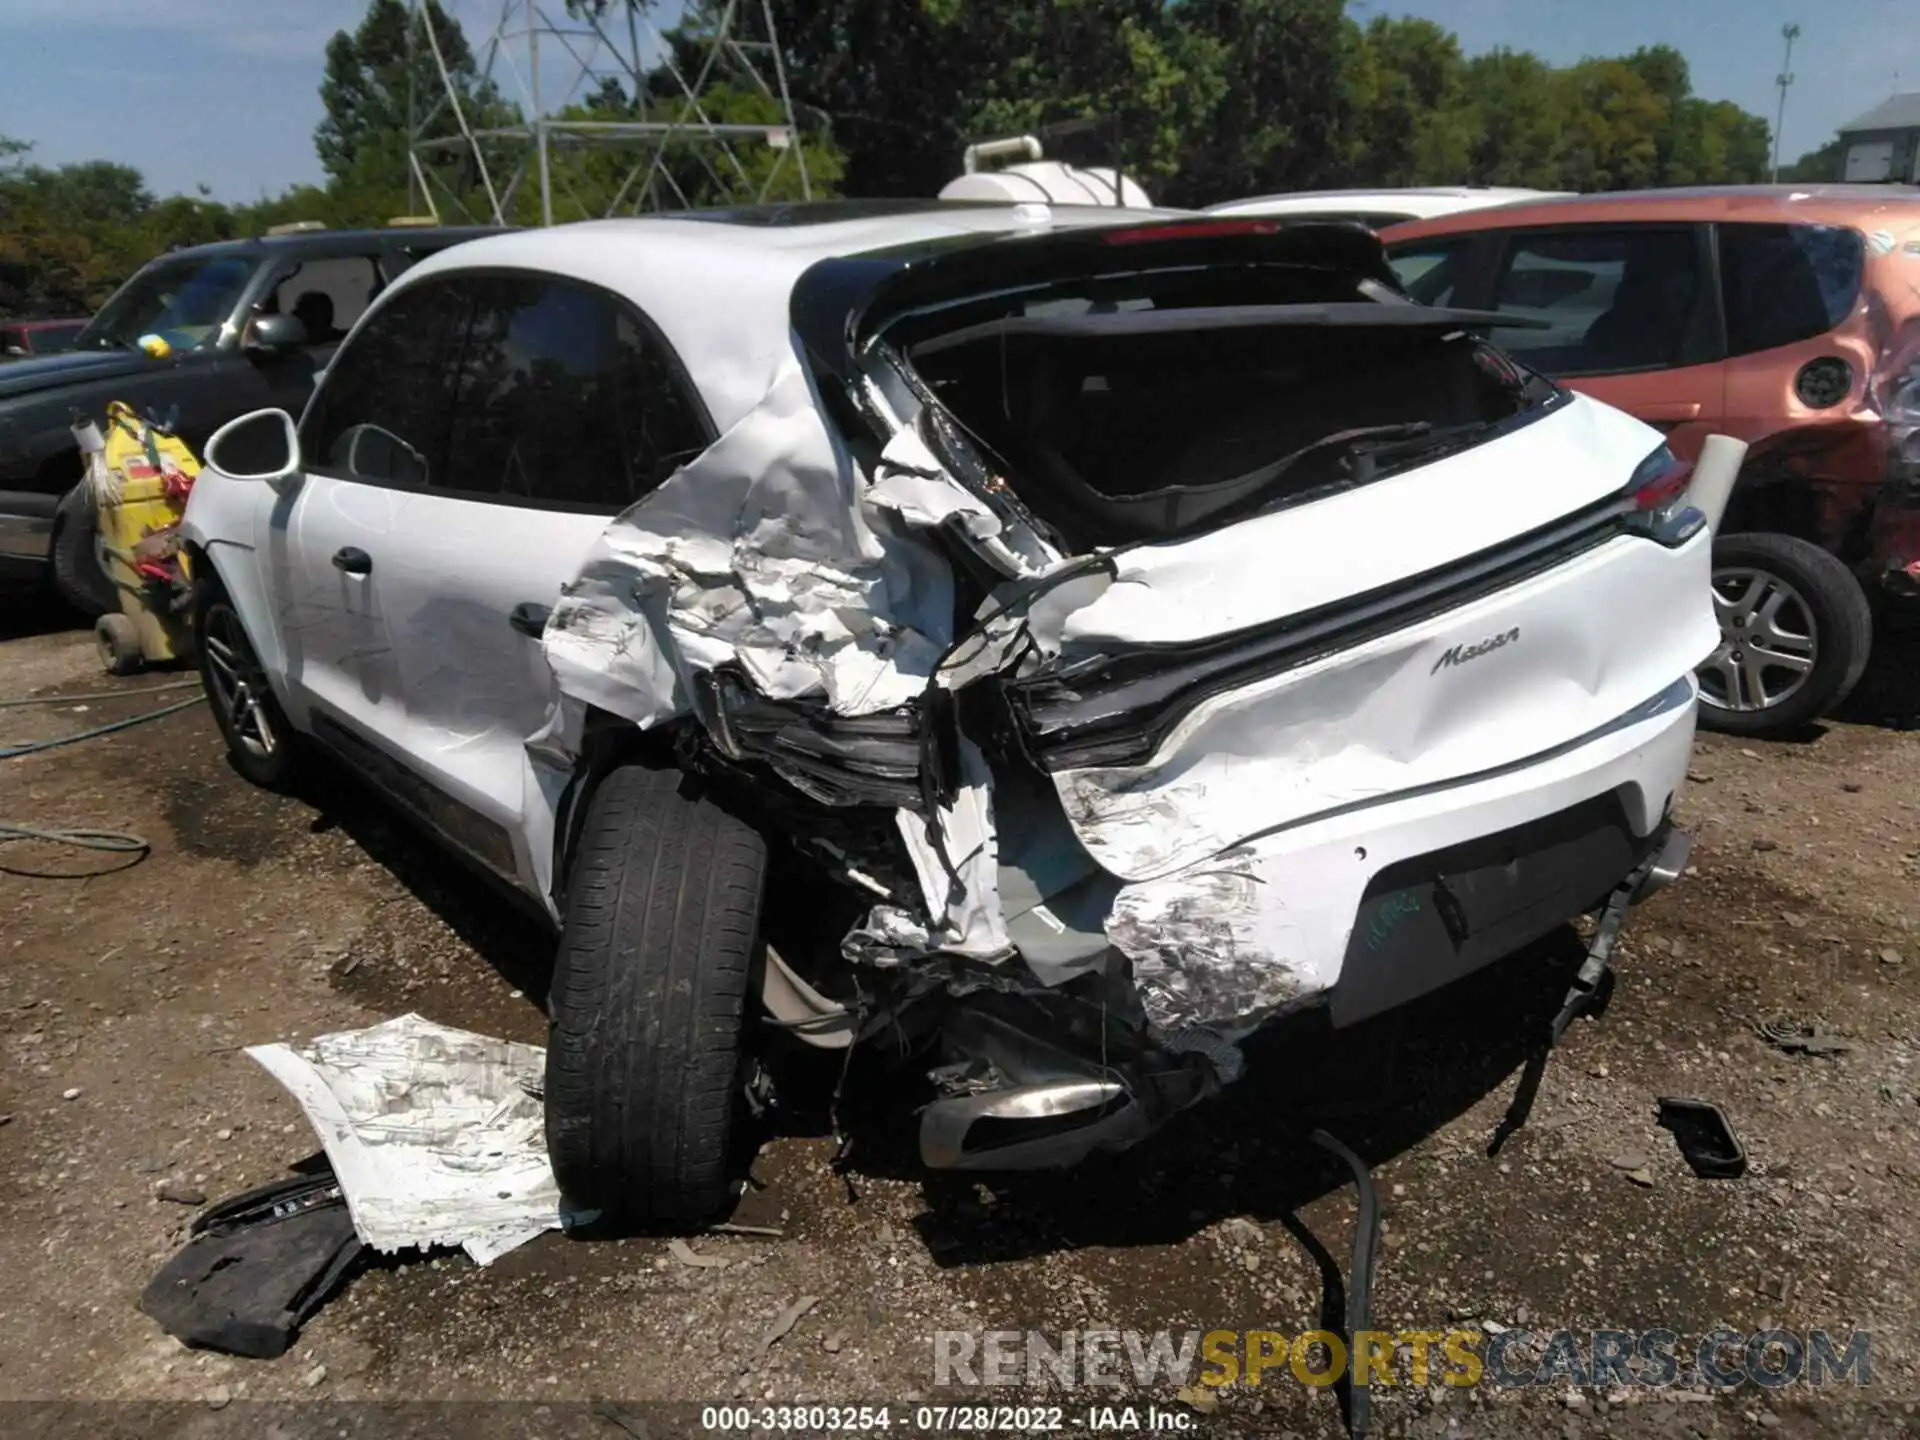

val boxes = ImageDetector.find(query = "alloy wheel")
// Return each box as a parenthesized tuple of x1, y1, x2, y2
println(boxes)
(1697, 566, 1818, 714)
(200, 603, 278, 760)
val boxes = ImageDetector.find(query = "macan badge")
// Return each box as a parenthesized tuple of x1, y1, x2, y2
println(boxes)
(1431, 626, 1520, 675)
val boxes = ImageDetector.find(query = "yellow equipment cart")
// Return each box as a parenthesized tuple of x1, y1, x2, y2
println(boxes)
(74, 402, 199, 675)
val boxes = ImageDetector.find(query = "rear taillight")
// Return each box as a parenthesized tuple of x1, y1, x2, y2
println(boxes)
(1622, 443, 1706, 546)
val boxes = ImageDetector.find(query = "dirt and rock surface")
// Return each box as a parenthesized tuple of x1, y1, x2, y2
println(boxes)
(2, 598, 1919, 1438)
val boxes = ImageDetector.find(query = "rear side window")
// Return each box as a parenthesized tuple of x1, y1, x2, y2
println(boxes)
(300, 280, 469, 487)
(439, 273, 710, 512)
(1387, 240, 1470, 306)
(1718, 223, 1864, 357)
(1486, 227, 1701, 375)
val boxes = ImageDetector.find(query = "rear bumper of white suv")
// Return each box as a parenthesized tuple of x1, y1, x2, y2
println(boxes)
(920, 676, 1695, 1169)
(1102, 671, 1696, 1036)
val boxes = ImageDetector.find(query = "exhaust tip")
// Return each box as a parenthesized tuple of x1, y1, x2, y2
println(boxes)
(1633, 827, 1691, 904)
(920, 1079, 1140, 1171)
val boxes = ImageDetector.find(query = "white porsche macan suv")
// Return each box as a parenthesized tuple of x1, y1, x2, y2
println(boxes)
(183, 202, 1717, 1221)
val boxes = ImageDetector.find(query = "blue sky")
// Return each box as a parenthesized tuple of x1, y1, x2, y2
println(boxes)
(0, 0, 1914, 202)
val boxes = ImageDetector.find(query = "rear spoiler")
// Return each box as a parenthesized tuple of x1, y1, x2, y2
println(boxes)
(791, 220, 1413, 386)
(908, 301, 1551, 357)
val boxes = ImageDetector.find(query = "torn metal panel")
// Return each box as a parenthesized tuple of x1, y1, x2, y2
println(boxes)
(864, 420, 1063, 578)
(542, 364, 957, 730)
(1105, 849, 1309, 1033)
(696, 668, 922, 810)
(885, 736, 1010, 960)
(246, 1014, 564, 1266)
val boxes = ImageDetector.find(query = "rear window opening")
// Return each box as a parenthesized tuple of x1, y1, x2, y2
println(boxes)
(894, 269, 1553, 550)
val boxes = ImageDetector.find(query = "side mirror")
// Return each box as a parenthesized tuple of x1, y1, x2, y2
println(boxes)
(204, 408, 301, 482)
(245, 313, 308, 353)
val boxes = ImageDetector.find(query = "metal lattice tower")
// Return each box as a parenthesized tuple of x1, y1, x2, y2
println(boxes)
(406, 0, 810, 226)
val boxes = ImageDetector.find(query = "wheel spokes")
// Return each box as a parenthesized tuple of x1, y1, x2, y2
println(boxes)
(1700, 566, 1819, 713)
(203, 608, 276, 759)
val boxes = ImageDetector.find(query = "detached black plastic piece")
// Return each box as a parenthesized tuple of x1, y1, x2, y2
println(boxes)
(138, 1167, 365, 1358)
(1657, 1097, 1748, 1179)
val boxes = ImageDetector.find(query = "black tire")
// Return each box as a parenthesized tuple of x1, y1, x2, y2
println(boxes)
(50, 483, 117, 618)
(195, 579, 299, 789)
(1696, 531, 1873, 737)
(94, 612, 143, 675)
(545, 764, 768, 1224)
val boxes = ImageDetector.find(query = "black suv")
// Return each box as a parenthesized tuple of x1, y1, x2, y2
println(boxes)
(0, 223, 498, 614)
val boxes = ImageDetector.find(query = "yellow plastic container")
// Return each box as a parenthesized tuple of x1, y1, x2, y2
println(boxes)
(80, 402, 200, 674)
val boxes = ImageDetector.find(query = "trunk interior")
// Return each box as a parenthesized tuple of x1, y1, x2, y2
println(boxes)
(899, 270, 1552, 551)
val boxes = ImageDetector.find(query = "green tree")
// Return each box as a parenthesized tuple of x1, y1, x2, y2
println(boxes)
(1782, 136, 1844, 183)
(1555, 58, 1666, 191)
(761, 0, 986, 199)
(1343, 16, 1474, 187)
(1168, 0, 1350, 204)
(1460, 48, 1570, 187)
(316, 0, 511, 218)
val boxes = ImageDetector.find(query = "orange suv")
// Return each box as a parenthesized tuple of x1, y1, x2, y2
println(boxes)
(1386, 186, 1920, 735)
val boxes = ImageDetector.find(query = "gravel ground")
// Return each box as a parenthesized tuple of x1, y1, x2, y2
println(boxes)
(2, 597, 1918, 1438)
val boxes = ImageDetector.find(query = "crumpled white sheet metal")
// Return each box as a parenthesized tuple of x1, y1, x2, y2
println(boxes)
(866, 425, 1060, 577)
(1104, 849, 1308, 1033)
(543, 365, 956, 727)
(246, 1014, 562, 1266)
(537, 363, 1055, 959)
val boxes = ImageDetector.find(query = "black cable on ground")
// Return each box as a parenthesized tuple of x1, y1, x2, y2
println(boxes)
(0, 680, 204, 873)
(1, 692, 205, 760)
(0, 821, 150, 877)
(1311, 1128, 1380, 1440)
(0, 679, 201, 709)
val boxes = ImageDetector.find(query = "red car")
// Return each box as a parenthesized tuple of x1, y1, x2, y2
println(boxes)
(1386, 186, 1920, 735)
(0, 317, 89, 358)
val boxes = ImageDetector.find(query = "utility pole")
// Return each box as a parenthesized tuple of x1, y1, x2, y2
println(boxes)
(530, 3, 551, 228)
(410, 0, 806, 227)
(1771, 22, 1800, 183)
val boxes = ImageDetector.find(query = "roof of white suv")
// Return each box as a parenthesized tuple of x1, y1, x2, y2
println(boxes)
(394, 200, 1185, 430)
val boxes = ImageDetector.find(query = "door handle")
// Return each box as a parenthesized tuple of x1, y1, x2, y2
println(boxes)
(509, 601, 552, 638)
(1637, 402, 1703, 421)
(331, 546, 372, 575)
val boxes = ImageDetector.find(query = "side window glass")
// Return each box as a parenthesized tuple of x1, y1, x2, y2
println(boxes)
(615, 308, 713, 493)
(1488, 228, 1700, 375)
(1386, 240, 1469, 306)
(300, 280, 467, 488)
(265, 255, 384, 347)
(1719, 223, 1864, 357)
(439, 274, 709, 511)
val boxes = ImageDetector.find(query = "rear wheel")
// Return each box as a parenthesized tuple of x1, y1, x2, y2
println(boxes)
(545, 764, 768, 1225)
(196, 582, 297, 788)
(1696, 532, 1872, 736)
(50, 483, 116, 618)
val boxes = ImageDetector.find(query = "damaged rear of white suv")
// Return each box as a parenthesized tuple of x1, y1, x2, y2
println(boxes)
(183, 205, 1721, 1222)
